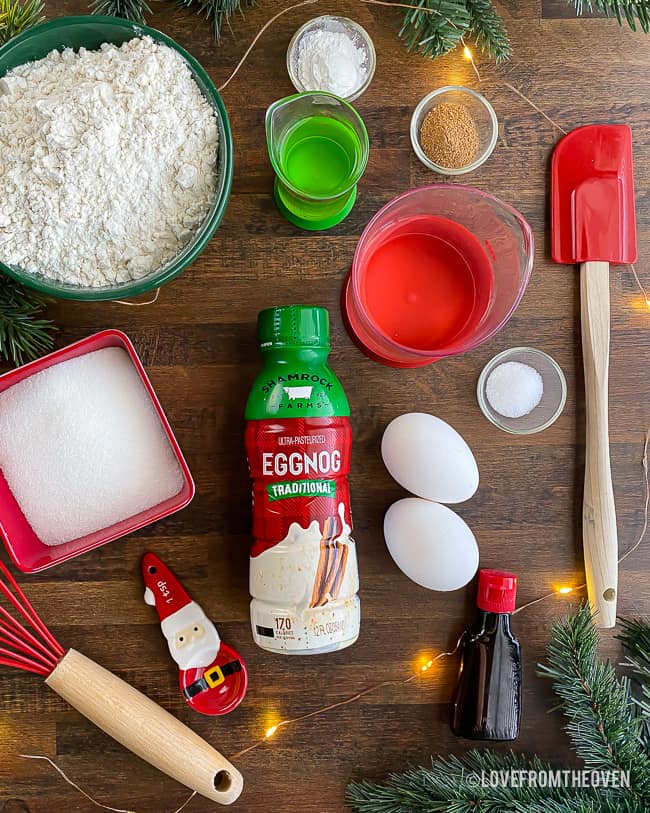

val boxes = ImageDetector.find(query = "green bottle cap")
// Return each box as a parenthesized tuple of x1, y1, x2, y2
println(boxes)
(258, 305, 330, 349)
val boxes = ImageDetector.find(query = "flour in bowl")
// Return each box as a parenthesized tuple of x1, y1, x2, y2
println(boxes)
(0, 36, 219, 287)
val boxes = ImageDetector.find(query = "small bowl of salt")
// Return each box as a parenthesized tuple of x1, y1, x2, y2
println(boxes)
(287, 15, 376, 102)
(477, 347, 567, 435)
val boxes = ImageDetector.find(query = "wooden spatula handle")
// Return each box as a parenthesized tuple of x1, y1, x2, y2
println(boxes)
(580, 260, 618, 628)
(46, 649, 243, 805)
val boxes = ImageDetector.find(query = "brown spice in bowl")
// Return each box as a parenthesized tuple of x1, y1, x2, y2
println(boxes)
(419, 102, 480, 169)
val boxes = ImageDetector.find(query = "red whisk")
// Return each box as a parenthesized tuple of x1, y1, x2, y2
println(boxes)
(0, 561, 242, 806)
(0, 560, 65, 675)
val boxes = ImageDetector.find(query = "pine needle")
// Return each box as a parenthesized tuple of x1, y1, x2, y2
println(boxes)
(0, 0, 44, 45)
(571, 0, 650, 32)
(176, 0, 255, 40)
(465, 0, 512, 60)
(618, 618, 650, 744)
(540, 604, 650, 801)
(0, 277, 56, 367)
(348, 751, 597, 812)
(397, 0, 510, 61)
(89, 0, 151, 24)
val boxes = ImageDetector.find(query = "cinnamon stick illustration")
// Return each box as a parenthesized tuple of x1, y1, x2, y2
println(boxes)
(330, 543, 349, 601)
(310, 517, 336, 608)
(316, 541, 341, 607)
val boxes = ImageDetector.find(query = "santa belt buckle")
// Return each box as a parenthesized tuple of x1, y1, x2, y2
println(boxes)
(183, 659, 243, 700)
(204, 665, 225, 688)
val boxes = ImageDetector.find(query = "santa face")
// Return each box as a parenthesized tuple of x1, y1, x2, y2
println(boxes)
(161, 604, 221, 671)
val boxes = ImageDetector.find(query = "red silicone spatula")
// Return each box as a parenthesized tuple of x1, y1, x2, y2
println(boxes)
(551, 124, 637, 628)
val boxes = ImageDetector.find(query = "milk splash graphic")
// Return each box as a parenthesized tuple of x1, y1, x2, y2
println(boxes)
(250, 503, 360, 653)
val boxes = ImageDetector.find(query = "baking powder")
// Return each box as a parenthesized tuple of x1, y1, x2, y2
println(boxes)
(296, 29, 367, 98)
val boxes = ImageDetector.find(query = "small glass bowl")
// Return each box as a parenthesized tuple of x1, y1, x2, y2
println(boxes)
(410, 86, 498, 175)
(287, 15, 376, 102)
(477, 347, 567, 435)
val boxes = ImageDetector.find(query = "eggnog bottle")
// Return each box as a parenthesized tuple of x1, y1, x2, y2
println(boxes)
(245, 305, 360, 654)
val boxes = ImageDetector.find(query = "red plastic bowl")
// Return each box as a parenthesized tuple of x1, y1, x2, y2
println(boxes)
(0, 330, 195, 573)
(342, 186, 534, 367)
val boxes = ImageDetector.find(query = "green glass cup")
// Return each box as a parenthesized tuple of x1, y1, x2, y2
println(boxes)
(266, 92, 369, 231)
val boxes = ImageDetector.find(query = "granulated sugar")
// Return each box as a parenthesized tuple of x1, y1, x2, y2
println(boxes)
(0, 347, 184, 546)
(0, 37, 219, 287)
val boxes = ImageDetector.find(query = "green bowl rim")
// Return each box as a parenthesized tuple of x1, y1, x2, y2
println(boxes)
(0, 15, 234, 301)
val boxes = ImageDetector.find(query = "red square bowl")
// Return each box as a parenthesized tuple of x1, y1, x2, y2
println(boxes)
(0, 330, 195, 573)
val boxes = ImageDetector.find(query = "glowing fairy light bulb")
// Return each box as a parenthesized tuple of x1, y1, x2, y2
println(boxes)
(265, 725, 278, 738)
(557, 586, 573, 595)
(417, 655, 435, 673)
(463, 46, 473, 60)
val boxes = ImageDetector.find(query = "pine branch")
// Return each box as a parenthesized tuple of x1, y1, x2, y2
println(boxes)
(571, 0, 650, 32)
(398, 0, 473, 59)
(0, 277, 56, 367)
(89, 0, 151, 24)
(176, 0, 254, 40)
(398, 0, 511, 61)
(618, 618, 650, 744)
(539, 604, 650, 802)
(465, 0, 512, 61)
(528, 800, 647, 813)
(0, 0, 44, 45)
(347, 750, 598, 812)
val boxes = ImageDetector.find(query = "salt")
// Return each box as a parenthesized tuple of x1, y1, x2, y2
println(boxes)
(486, 361, 544, 419)
(0, 347, 184, 546)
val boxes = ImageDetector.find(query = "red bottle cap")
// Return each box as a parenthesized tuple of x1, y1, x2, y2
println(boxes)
(476, 569, 518, 614)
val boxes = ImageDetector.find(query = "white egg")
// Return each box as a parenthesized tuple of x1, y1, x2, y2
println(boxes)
(381, 413, 479, 503)
(384, 498, 479, 591)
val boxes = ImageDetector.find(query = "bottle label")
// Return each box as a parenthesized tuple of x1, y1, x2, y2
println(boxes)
(246, 416, 359, 653)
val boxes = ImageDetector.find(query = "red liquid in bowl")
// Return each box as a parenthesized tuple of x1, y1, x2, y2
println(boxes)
(359, 215, 494, 355)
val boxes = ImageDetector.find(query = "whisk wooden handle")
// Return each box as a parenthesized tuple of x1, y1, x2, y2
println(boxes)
(45, 649, 243, 805)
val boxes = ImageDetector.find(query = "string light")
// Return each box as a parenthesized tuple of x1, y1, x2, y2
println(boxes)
(628, 264, 650, 310)
(419, 658, 435, 672)
(22, 430, 650, 813)
(234, 428, 648, 759)
(13, 0, 650, 794)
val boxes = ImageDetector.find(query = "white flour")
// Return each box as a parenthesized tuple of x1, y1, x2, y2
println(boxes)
(0, 37, 219, 287)
(296, 29, 367, 98)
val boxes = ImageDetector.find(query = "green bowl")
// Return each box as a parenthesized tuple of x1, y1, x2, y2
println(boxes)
(0, 16, 233, 301)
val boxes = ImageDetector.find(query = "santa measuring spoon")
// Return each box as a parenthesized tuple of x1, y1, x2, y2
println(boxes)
(143, 552, 248, 716)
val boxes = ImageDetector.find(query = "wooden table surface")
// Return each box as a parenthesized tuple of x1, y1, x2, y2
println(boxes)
(2, 1, 650, 811)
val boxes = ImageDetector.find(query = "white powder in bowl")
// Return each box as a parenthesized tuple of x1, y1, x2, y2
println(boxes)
(296, 29, 367, 98)
(0, 347, 185, 546)
(486, 361, 544, 419)
(0, 37, 219, 287)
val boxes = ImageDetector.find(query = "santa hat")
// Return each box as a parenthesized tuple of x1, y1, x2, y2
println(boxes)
(160, 600, 208, 638)
(143, 552, 206, 637)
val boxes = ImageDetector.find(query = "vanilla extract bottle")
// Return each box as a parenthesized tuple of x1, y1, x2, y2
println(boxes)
(451, 569, 522, 741)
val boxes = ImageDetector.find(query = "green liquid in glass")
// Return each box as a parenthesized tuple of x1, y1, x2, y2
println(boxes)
(279, 116, 362, 197)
